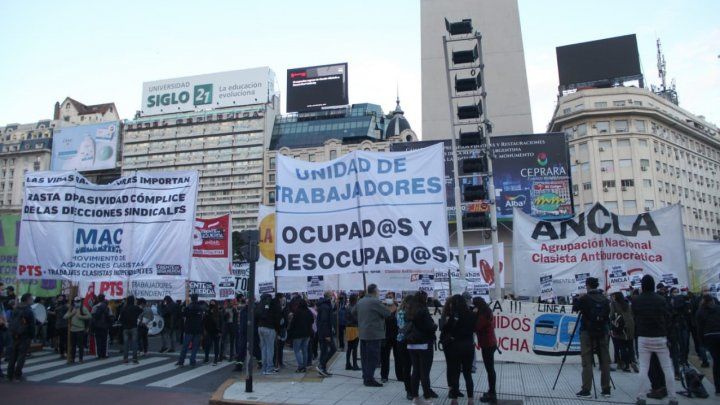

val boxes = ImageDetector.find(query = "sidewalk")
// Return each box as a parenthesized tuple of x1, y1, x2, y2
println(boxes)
(215, 345, 715, 405)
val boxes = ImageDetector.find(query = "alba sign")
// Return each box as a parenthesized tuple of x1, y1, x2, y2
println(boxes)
(141, 67, 274, 116)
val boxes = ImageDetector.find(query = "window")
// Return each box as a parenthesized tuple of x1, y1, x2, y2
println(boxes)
(572, 184, 579, 192)
(623, 200, 636, 212)
(594, 101, 608, 108)
(575, 104, 585, 111)
(598, 140, 611, 150)
(268, 191, 276, 204)
(563, 108, 571, 115)
(613, 100, 626, 107)
(600, 160, 614, 172)
(581, 162, 590, 174)
(643, 179, 652, 188)
(616, 138, 630, 148)
(602, 180, 616, 189)
(621, 179, 634, 188)
(619, 159, 632, 168)
(605, 201, 618, 212)
(578, 142, 588, 155)
(577, 123, 587, 136)
(615, 121, 629, 133)
(308, 154, 316, 162)
(638, 139, 648, 147)
(583, 182, 592, 190)
(268, 174, 275, 183)
(329, 150, 337, 160)
(644, 200, 655, 210)
(640, 159, 650, 169)
(594, 122, 610, 135)
(269, 157, 276, 170)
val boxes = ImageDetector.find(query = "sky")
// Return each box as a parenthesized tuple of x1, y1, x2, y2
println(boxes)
(0, 0, 718, 137)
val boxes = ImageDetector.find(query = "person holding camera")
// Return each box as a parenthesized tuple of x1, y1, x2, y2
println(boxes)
(64, 296, 90, 363)
(572, 277, 611, 398)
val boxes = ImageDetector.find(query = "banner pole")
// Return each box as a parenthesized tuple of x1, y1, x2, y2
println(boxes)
(362, 271, 367, 292)
(67, 283, 77, 363)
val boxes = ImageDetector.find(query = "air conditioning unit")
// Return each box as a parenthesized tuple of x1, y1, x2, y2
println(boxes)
(603, 187, 609, 192)
(601, 167, 606, 172)
(641, 166, 648, 171)
(599, 147, 605, 152)
(575, 159, 580, 164)
(644, 207, 651, 212)
(573, 191, 579, 196)
(621, 186, 627, 191)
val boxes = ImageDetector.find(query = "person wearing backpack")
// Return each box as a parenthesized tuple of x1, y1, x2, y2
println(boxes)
(7, 293, 35, 381)
(64, 296, 91, 363)
(91, 294, 112, 359)
(572, 276, 611, 398)
(610, 292, 637, 372)
(632, 275, 678, 405)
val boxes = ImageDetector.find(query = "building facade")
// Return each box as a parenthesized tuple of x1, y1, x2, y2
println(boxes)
(122, 98, 278, 230)
(53, 97, 119, 127)
(421, 0, 533, 139)
(549, 87, 720, 240)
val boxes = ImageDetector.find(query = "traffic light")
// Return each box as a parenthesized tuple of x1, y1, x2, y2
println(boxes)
(238, 230, 260, 262)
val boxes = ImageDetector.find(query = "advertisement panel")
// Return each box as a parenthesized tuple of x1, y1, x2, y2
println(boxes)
(141, 67, 274, 116)
(286, 63, 348, 112)
(513, 203, 687, 297)
(17, 171, 198, 281)
(51, 121, 120, 172)
(275, 144, 450, 276)
(492, 133, 572, 220)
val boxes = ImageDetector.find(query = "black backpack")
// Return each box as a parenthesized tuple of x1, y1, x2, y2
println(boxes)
(679, 365, 709, 398)
(584, 296, 610, 337)
(9, 307, 30, 338)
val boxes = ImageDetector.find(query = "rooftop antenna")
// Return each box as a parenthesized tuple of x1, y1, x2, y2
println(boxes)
(652, 38, 678, 105)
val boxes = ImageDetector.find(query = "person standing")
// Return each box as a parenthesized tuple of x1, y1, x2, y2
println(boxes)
(255, 293, 279, 375)
(695, 293, 720, 395)
(177, 294, 204, 367)
(65, 296, 91, 363)
(54, 295, 69, 359)
(6, 293, 35, 381)
(442, 295, 476, 405)
(689, 291, 710, 367)
(633, 275, 678, 405)
(221, 299, 238, 362)
(572, 277, 612, 398)
(610, 292, 636, 372)
(344, 294, 361, 371)
(203, 300, 222, 365)
(119, 296, 142, 364)
(274, 294, 288, 369)
(474, 296, 498, 404)
(404, 290, 437, 405)
(316, 291, 336, 377)
(396, 294, 414, 400)
(91, 294, 112, 359)
(136, 298, 153, 356)
(380, 292, 400, 383)
(337, 294, 347, 351)
(288, 297, 313, 372)
(353, 284, 393, 387)
(159, 296, 176, 353)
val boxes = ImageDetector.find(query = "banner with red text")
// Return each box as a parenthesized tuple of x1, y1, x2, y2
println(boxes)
(513, 203, 687, 297)
(489, 299, 580, 364)
(188, 214, 232, 297)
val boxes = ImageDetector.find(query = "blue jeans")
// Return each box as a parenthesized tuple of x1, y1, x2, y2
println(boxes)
(319, 336, 337, 371)
(258, 327, 276, 373)
(293, 337, 309, 369)
(360, 339, 382, 383)
(178, 333, 201, 366)
(122, 328, 138, 361)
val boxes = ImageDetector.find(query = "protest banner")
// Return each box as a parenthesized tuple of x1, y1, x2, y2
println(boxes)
(306, 276, 325, 299)
(513, 203, 687, 297)
(130, 279, 185, 301)
(79, 280, 126, 300)
(256, 205, 276, 293)
(539, 273, 554, 301)
(191, 214, 231, 281)
(275, 144, 450, 276)
(17, 171, 198, 281)
(469, 282, 490, 301)
(0, 214, 20, 286)
(434, 244, 505, 290)
(489, 300, 580, 364)
(686, 239, 720, 291)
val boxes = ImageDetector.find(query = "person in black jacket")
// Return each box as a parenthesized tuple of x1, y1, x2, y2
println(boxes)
(119, 295, 142, 364)
(91, 294, 112, 359)
(696, 293, 720, 395)
(159, 296, 176, 353)
(288, 297, 314, 372)
(316, 291, 336, 377)
(405, 291, 437, 405)
(441, 295, 476, 404)
(177, 294, 204, 367)
(689, 291, 710, 367)
(53, 295, 69, 359)
(203, 300, 222, 365)
(572, 277, 611, 398)
(380, 292, 400, 383)
(6, 293, 35, 381)
(255, 293, 280, 375)
(344, 294, 361, 371)
(274, 294, 288, 369)
(633, 275, 678, 405)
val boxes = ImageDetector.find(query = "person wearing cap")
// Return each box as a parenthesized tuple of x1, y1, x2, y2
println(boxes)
(177, 293, 204, 367)
(632, 275, 677, 405)
(64, 296, 91, 363)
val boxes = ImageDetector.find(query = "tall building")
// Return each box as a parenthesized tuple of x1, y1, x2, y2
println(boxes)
(549, 87, 720, 240)
(263, 100, 417, 205)
(421, 0, 532, 139)
(0, 120, 53, 211)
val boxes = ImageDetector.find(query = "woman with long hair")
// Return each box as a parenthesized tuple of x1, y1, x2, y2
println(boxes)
(396, 294, 416, 400)
(610, 292, 636, 372)
(473, 296, 497, 403)
(344, 294, 361, 370)
(442, 295, 476, 404)
(405, 290, 437, 405)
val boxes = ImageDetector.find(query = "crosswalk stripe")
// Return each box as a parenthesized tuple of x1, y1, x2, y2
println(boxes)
(59, 357, 167, 383)
(23, 352, 58, 365)
(146, 363, 231, 388)
(27, 359, 106, 381)
(23, 359, 70, 373)
(101, 362, 180, 385)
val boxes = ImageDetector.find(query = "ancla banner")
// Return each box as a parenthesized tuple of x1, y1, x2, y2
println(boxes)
(275, 144, 450, 276)
(190, 214, 231, 282)
(513, 203, 687, 297)
(17, 171, 198, 281)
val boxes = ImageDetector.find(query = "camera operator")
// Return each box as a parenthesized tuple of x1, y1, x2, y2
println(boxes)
(572, 277, 611, 398)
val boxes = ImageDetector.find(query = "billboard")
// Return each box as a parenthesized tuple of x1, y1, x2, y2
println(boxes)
(141, 67, 274, 116)
(286, 63, 348, 112)
(491, 133, 572, 220)
(51, 121, 120, 171)
(556, 34, 641, 87)
(391, 133, 571, 222)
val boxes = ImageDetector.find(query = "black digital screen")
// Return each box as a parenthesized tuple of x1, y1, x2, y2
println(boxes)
(556, 34, 641, 87)
(286, 63, 348, 112)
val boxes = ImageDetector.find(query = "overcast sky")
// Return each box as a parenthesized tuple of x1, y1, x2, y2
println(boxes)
(1, 0, 718, 137)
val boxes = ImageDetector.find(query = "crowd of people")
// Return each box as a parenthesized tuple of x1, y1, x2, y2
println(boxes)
(1, 277, 720, 405)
